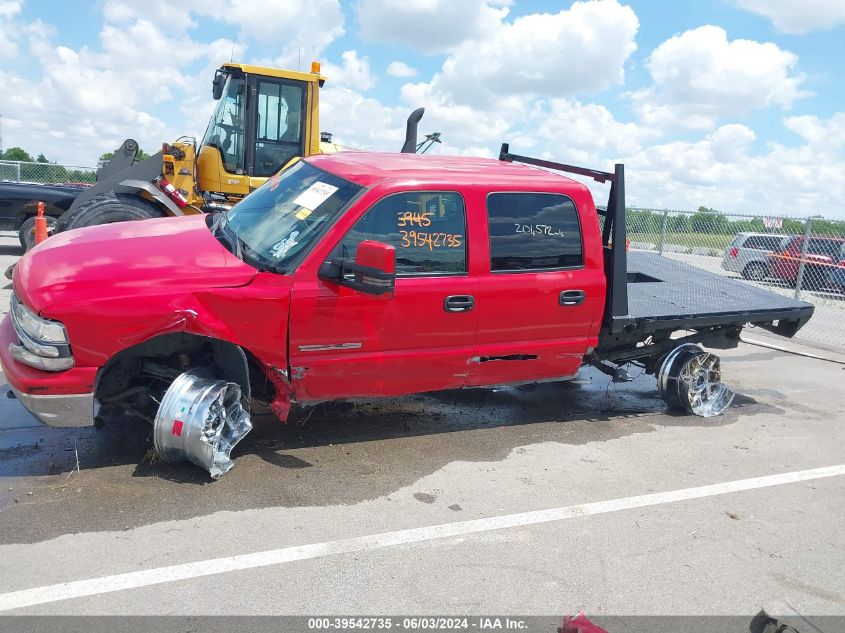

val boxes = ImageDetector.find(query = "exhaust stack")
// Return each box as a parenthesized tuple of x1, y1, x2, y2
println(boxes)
(401, 108, 425, 154)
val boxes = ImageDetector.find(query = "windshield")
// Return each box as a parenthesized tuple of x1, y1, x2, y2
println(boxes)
(222, 161, 362, 271)
(201, 75, 246, 173)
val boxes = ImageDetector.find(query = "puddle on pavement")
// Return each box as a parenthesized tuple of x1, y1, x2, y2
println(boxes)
(0, 366, 774, 543)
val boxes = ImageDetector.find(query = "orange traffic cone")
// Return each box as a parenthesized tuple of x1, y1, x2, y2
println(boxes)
(34, 201, 48, 245)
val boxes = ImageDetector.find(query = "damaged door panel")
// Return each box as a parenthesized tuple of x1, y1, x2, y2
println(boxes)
(469, 191, 606, 387)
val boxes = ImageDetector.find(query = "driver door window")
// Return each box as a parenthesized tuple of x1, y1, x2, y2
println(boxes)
(337, 191, 467, 276)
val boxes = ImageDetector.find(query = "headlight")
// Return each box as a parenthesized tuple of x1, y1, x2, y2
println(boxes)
(9, 344, 74, 371)
(9, 294, 73, 371)
(11, 296, 68, 344)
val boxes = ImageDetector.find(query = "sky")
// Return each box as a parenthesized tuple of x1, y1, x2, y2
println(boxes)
(1, 0, 844, 217)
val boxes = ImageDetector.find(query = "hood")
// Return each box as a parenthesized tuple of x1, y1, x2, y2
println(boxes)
(15, 214, 258, 312)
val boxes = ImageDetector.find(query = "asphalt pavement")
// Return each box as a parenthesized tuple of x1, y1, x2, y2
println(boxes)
(0, 231, 843, 620)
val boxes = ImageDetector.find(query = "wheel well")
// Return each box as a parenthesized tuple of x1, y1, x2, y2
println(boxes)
(95, 333, 258, 423)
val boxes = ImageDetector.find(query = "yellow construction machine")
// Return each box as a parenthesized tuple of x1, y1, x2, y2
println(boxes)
(56, 61, 350, 232)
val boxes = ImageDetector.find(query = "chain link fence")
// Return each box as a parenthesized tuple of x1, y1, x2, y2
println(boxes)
(0, 159, 97, 185)
(626, 208, 845, 350)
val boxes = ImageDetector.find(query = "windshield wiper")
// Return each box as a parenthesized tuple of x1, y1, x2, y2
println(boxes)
(211, 211, 287, 274)
(211, 213, 243, 260)
(210, 211, 229, 236)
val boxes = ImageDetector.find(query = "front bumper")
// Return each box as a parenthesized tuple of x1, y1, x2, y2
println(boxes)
(7, 383, 95, 427)
(0, 315, 96, 427)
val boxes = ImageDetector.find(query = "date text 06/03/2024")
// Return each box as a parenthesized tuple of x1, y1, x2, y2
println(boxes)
(306, 616, 532, 630)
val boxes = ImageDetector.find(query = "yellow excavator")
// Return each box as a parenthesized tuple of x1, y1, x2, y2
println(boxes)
(55, 61, 426, 234)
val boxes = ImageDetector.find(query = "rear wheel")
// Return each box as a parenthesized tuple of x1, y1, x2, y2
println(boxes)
(61, 193, 165, 231)
(741, 261, 768, 281)
(657, 344, 735, 417)
(19, 215, 58, 250)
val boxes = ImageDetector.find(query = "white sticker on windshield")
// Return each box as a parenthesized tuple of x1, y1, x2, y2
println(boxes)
(270, 230, 300, 259)
(293, 182, 338, 211)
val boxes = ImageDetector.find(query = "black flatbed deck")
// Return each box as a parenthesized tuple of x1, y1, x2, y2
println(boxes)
(611, 252, 814, 334)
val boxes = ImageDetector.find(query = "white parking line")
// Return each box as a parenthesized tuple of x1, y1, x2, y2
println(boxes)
(1, 464, 844, 612)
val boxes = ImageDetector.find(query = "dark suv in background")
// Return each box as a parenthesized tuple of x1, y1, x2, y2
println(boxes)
(0, 182, 83, 249)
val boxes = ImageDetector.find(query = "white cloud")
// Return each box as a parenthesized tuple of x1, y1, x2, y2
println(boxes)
(0, 0, 20, 16)
(402, 0, 639, 109)
(618, 116, 845, 215)
(538, 99, 658, 160)
(320, 87, 407, 150)
(630, 26, 807, 129)
(386, 61, 417, 78)
(355, 0, 507, 53)
(734, 0, 845, 34)
(222, 0, 344, 69)
(784, 113, 845, 149)
(0, 1, 349, 164)
(0, 0, 21, 57)
(102, 0, 345, 70)
(322, 50, 376, 91)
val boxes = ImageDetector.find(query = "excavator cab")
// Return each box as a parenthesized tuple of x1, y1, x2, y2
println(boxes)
(56, 61, 326, 235)
(196, 62, 324, 197)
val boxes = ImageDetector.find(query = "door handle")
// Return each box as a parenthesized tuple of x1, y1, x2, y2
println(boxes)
(559, 290, 586, 306)
(444, 295, 475, 313)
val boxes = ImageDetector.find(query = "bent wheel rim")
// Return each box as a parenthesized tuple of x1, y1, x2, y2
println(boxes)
(658, 344, 735, 417)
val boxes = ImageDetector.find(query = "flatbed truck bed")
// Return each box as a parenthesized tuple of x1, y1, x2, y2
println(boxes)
(619, 251, 813, 335)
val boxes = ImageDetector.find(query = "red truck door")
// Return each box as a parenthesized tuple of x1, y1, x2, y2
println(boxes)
(289, 191, 478, 400)
(468, 191, 604, 387)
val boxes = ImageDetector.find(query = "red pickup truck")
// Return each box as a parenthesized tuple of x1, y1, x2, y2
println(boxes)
(0, 147, 814, 477)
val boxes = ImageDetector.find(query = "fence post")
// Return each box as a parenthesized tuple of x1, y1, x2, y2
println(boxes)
(794, 217, 813, 300)
(658, 209, 669, 256)
(15, 162, 20, 182)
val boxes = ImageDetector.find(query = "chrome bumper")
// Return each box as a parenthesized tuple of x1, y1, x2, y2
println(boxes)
(9, 384, 95, 427)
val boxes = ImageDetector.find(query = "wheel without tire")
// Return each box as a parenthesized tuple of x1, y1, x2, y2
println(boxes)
(658, 344, 735, 417)
(61, 192, 166, 231)
(742, 261, 768, 281)
(19, 215, 58, 250)
(153, 370, 252, 479)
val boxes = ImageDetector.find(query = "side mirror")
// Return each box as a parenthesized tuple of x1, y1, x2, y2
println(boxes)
(319, 240, 396, 296)
(212, 70, 227, 101)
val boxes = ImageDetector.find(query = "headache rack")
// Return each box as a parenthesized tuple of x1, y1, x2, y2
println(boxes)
(498, 143, 628, 326)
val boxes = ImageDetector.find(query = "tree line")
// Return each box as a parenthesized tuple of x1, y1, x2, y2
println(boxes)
(1, 146, 151, 185)
(627, 207, 845, 238)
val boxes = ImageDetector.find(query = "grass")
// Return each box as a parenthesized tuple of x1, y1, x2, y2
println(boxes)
(627, 232, 734, 251)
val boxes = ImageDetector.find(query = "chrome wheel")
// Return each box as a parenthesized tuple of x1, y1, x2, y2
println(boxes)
(658, 344, 735, 417)
(153, 370, 252, 478)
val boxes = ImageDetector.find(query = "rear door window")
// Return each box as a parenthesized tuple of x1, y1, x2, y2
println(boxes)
(486, 192, 582, 271)
(744, 235, 783, 251)
(809, 239, 843, 258)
